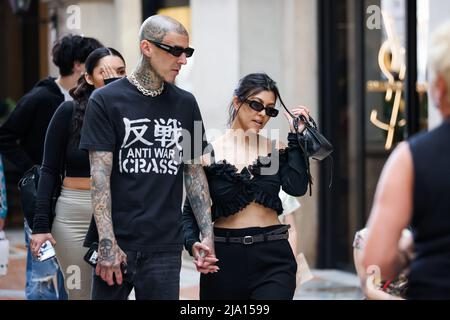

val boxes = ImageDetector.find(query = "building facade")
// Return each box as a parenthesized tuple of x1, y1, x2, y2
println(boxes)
(1, 0, 449, 270)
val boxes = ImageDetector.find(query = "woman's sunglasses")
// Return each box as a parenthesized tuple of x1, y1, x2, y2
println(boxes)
(245, 100, 279, 117)
(147, 39, 194, 58)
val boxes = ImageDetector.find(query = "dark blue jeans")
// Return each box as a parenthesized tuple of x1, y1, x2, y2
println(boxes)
(91, 250, 181, 300)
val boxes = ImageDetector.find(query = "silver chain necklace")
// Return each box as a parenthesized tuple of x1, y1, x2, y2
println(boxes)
(128, 73, 164, 97)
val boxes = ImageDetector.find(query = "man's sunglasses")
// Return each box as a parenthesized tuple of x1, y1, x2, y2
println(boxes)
(147, 39, 194, 58)
(245, 100, 279, 117)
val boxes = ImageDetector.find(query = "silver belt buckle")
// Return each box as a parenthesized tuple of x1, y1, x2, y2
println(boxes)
(243, 236, 254, 245)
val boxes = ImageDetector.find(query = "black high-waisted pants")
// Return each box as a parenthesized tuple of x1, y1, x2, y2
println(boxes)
(200, 225, 297, 300)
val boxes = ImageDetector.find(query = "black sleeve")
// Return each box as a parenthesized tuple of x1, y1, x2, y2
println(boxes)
(182, 95, 208, 164)
(32, 102, 73, 234)
(280, 133, 309, 197)
(182, 198, 201, 256)
(0, 95, 37, 174)
(79, 93, 116, 152)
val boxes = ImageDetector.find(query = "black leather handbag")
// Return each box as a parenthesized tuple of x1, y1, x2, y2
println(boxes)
(18, 165, 41, 229)
(18, 103, 73, 231)
(279, 100, 334, 196)
(294, 115, 333, 161)
(18, 165, 61, 230)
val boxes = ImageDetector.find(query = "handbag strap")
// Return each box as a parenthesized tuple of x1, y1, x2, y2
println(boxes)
(278, 98, 333, 196)
(293, 117, 313, 196)
(275, 94, 335, 196)
(277, 97, 315, 196)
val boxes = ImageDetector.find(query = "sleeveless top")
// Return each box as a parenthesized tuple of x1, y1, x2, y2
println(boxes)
(406, 121, 450, 299)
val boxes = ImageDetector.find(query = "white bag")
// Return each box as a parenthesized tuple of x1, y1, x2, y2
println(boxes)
(0, 230, 9, 276)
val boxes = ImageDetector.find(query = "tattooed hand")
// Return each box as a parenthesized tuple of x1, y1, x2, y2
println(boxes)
(184, 163, 218, 273)
(90, 151, 127, 286)
(192, 237, 219, 274)
(96, 238, 127, 286)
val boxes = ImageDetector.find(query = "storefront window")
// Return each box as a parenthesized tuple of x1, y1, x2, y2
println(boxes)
(363, 0, 428, 219)
(318, 0, 430, 268)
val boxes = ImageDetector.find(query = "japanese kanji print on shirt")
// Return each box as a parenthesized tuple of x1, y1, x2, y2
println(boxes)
(80, 78, 208, 252)
(119, 117, 183, 175)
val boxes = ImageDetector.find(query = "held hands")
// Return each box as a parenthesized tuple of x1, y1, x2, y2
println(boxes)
(30, 233, 56, 257)
(192, 236, 219, 274)
(283, 106, 311, 134)
(96, 238, 127, 286)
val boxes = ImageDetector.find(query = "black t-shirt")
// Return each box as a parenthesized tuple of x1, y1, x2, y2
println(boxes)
(80, 78, 207, 252)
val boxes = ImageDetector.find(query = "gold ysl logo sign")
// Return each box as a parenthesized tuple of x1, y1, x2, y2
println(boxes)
(368, 11, 406, 150)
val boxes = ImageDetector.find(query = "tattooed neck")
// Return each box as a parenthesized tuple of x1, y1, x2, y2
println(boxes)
(132, 56, 164, 90)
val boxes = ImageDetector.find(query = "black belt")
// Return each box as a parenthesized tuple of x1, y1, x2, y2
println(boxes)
(214, 225, 290, 245)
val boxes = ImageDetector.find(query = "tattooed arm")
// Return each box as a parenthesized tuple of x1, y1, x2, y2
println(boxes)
(90, 151, 127, 286)
(184, 164, 218, 273)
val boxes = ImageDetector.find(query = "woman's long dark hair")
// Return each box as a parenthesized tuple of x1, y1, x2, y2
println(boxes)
(227, 73, 287, 127)
(69, 47, 125, 144)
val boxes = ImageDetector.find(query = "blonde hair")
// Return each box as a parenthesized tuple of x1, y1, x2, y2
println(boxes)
(428, 21, 450, 104)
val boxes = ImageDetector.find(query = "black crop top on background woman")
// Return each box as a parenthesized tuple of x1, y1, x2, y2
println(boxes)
(32, 101, 91, 233)
(182, 133, 309, 254)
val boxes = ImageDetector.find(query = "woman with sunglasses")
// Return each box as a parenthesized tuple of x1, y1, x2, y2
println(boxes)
(182, 73, 310, 300)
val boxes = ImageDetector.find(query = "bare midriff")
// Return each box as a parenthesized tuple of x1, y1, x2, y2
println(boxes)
(213, 202, 281, 229)
(62, 177, 91, 190)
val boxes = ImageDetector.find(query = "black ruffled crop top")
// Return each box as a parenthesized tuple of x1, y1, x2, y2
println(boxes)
(182, 133, 309, 254)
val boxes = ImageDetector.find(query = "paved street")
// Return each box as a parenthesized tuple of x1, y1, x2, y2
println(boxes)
(0, 229, 363, 300)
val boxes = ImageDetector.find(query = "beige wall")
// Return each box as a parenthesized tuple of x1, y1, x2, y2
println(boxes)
(190, 0, 240, 135)
(42, 0, 141, 76)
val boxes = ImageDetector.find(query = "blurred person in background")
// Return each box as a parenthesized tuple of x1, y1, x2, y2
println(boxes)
(30, 47, 126, 300)
(0, 34, 102, 300)
(363, 21, 450, 300)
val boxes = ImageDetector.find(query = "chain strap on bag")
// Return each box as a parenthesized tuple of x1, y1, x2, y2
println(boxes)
(281, 104, 334, 196)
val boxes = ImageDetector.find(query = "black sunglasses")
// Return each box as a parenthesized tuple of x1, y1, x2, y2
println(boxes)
(245, 100, 279, 117)
(147, 39, 194, 58)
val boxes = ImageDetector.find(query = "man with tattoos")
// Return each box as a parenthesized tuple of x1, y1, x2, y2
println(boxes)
(79, 15, 216, 300)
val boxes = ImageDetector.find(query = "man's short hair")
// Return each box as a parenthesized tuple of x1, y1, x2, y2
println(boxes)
(51, 35, 103, 76)
(139, 15, 188, 43)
